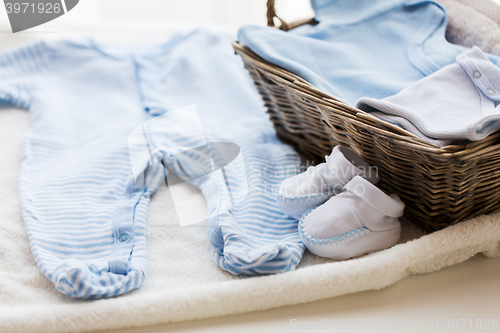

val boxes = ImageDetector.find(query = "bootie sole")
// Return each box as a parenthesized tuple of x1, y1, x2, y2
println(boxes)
(298, 209, 401, 260)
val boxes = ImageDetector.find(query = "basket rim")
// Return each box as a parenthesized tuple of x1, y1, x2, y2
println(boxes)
(233, 40, 500, 157)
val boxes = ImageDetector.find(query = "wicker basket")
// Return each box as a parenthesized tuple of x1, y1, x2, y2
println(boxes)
(233, 0, 500, 232)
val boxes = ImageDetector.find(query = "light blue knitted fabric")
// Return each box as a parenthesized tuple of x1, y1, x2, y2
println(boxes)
(238, 0, 500, 106)
(0, 29, 304, 298)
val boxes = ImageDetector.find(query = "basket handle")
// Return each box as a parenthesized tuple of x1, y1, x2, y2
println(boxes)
(266, 0, 317, 31)
(267, 0, 291, 31)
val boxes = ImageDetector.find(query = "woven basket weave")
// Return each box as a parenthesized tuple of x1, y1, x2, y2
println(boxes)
(233, 0, 500, 232)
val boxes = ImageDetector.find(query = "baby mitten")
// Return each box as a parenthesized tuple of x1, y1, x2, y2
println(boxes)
(276, 146, 379, 219)
(299, 176, 405, 260)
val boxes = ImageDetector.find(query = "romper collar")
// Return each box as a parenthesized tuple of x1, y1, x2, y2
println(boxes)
(88, 30, 192, 60)
(309, 0, 461, 76)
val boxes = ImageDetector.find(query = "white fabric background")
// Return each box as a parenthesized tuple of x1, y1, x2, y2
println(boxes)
(1, 1, 500, 333)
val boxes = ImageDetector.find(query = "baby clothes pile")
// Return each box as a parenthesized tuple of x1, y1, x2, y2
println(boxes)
(3, 0, 500, 301)
(238, 0, 500, 146)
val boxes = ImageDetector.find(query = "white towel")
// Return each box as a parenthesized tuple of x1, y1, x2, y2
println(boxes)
(2, 4, 500, 332)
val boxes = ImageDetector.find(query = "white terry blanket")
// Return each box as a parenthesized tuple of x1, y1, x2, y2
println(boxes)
(1, 2, 500, 332)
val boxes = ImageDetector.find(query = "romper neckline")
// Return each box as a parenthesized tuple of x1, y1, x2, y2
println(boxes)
(87, 30, 192, 60)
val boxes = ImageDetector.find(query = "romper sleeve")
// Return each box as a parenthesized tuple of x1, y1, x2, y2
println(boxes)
(0, 40, 48, 110)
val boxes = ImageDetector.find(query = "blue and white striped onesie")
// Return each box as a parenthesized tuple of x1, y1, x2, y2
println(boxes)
(0, 30, 304, 298)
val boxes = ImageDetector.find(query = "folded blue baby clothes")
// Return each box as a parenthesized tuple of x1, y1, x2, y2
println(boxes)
(0, 29, 304, 298)
(238, 0, 500, 106)
(357, 46, 500, 146)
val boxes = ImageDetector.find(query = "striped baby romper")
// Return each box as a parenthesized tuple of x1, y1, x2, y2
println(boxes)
(0, 29, 304, 298)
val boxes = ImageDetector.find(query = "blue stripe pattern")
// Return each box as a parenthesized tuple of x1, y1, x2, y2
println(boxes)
(0, 29, 304, 298)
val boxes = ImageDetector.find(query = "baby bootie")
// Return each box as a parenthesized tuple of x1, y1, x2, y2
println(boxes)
(298, 176, 405, 260)
(276, 146, 379, 220)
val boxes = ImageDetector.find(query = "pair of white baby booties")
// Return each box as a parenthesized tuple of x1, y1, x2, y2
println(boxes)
(277, 146, 405, 260)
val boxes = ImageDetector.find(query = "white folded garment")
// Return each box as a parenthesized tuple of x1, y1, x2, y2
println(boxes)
(357, 46, 500, 146)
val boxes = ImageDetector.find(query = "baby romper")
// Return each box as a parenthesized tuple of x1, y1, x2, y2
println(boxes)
(238, 0, 500, 106)
(0, 29, 304, 298)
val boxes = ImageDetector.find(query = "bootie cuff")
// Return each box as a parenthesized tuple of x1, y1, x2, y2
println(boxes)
(325, 146, 379, 187)
(344, 176, 405, 218)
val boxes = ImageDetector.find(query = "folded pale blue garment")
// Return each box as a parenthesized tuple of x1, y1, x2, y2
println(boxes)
(364, 112, 455, 147)
(357, 46, 500, 146)
(238, 0, 500, 106)
(0, 29, 304, 298)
